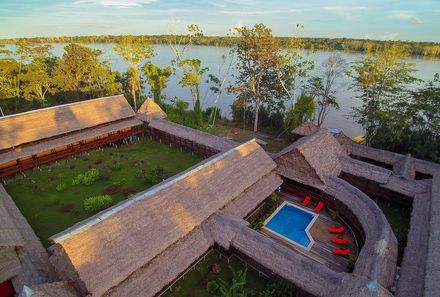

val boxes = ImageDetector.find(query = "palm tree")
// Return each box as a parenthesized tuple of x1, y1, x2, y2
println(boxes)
(178, 59, 208, 116)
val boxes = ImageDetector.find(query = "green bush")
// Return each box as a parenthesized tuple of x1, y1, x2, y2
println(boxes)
(206, 280, 219, 294)
(72, 173, 85, 186)
(56, 183, 67, 192)
(72, 168, 100, 186)
(83, 195, 113, 213)
(110, 161, 123, 171)
(138, 167, 169, 184)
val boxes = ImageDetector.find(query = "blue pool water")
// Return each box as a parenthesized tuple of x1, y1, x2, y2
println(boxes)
(265, 204, 315, 248)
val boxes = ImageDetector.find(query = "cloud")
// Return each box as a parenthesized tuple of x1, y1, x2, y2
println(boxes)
(72, 0, 157, 8)
(220, 8, 300, 16)
(389, 11, 422, 24)
(323, 6, 367, 19)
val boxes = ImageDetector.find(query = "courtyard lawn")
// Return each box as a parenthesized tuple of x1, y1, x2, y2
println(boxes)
(161, 250, 299, 297)
(2, 137, 202, 247)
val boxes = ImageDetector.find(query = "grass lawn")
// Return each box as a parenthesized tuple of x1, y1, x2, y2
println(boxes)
(2, 137, 202, 247)
(161, 250, 298, 297)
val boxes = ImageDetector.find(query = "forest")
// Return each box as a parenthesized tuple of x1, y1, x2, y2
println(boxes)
(0, 24, 439, 163)
(1, 34, 440, 58)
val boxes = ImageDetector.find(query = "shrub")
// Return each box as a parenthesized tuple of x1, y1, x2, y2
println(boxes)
(83, 195, 113, 213)
(347, 255, 358, 272)
(72, 173, 85, 186)
(110, 161, 123, 171)
(73, 210, 81, 217)
(59, 202, 75, 212)
(48, 175, 56, 181)
(270, 193, 279, 205)
(103, 184, 120, 195)
(56, 183, 67, 192)
(144, 167, 168, 184)
(328, 208, 339, 220)
(72, 168, 100, 186)
(206, 281, 218, 294)
(94, 158, 103, 164)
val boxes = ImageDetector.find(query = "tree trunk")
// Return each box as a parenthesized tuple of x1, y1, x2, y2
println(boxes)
(254, 98, 260, 132)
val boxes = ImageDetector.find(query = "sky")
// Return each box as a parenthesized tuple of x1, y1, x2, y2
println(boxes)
(0, 0, 439, 42)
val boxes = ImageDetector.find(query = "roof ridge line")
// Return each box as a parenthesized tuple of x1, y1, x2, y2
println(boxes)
(50, 139, 257, 244)
(0, 95, 124, 120)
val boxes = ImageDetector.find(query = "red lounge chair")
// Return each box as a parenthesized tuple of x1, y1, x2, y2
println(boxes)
(332, 236, 349, 245)
(302, 195, 311, 206)
(332, 248, 350, 256)
(314, 201, 324, 212)
(328, 226, 345, 233)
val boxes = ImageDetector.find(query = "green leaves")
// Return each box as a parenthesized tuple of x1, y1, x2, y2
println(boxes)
(114, 35, 154, 67)
(142, 63, 172, 104)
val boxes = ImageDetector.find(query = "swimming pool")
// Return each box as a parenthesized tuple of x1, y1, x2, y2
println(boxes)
(263, 202, 317, 250)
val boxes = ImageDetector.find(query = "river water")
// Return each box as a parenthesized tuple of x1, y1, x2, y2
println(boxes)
(3, 44, 440, 137)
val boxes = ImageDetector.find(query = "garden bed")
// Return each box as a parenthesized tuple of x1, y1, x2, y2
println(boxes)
(2, 137, 202, 246)
(160, 249, 299, 297)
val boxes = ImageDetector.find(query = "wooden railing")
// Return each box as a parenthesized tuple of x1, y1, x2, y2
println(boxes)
(0, 127, 145, 178)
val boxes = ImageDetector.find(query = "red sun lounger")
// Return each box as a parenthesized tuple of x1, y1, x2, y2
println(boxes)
(302, 195, 311, 206)
(314, 201, 324, 212)
(328, 226, 345, 233)
(332, 236, 349, 245)
(332, 248, 350, 256)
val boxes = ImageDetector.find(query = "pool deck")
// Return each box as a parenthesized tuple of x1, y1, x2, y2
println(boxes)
(273, 192, 358, 272)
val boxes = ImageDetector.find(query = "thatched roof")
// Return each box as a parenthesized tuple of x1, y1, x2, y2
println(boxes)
(0, 184, 56, 291)
(0, 188, 23, 246)
(0, 95, 135, 150)
(50, 140, 277, 296)
(0, 118, 143, 165)
(291, 122, 319, 136)
(424, 172, 440, 296)
(32, 281, 79, 297)
(136, 97, 166, 122)
(0, 246, 21, 283)
(274, 129, 348, 189)
(148, 118, 239, 152)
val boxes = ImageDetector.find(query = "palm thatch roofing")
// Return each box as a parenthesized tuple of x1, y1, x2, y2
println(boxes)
(0, 246, 21, 283)
(31, 281, 79, 297)
(0, 118, 142, 165)
(274, 129, 347, 189)
(0, 95, 135, 151)
(291, 122, 320, 136)
(136, 97, 166, 122)
(49, 140, 277, 296)
(0, 185, 56, 291)
(148, 118, 238, 152)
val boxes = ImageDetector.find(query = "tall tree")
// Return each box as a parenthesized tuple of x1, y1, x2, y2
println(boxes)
(308, 54, 347, 127)
(230, 23, 288, 132)
(114, 35, 154, 108)
(350, 44, 419, 145)
(53, 44, 118, 100)
(15, 39, 52, 97)
(126, 66, 141, 109)
(285, 93, 316, 129)
(0, 59, 19, 100)
(19, 55, 57, 102)
(142, 63, 172, 105)
(178, 59, 208, 117)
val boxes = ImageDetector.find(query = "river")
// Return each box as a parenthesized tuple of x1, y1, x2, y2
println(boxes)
(3, 44, 440, 137)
